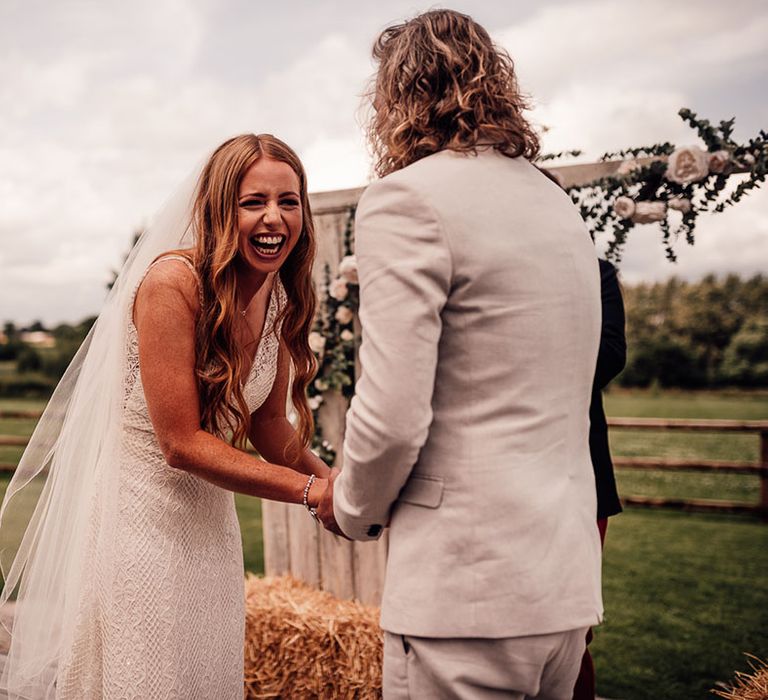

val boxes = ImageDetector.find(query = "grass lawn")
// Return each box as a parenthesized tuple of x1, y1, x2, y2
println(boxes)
(595, 509, 768, 700)
(1, 391, 767, 699)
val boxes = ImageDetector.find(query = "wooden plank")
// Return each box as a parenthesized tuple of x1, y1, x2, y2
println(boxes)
(316, 391, 356, 599)
(317, 527, 356, 600)
(5, 412, 766, 433)
(623, 495, 763, 516)
(310, 186, 365, 216)
(608, 418, 768, 432)
(0, 411, 41, 420)
(614, 457, 765, 474)
(352, 533, 388, 607)
(306, 160, 750, 213)
(0, 436, 28, 447)
(286, 502, 321, 587)
(261, 500, 292, 577)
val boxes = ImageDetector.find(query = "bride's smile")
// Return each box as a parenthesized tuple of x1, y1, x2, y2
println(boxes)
(237, 155, 303, 276)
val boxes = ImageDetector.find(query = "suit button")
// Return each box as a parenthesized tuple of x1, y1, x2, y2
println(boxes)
(367, 524, 382, 537)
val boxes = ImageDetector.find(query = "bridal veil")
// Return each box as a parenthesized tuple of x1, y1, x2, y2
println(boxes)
(0, 165, 203, 699)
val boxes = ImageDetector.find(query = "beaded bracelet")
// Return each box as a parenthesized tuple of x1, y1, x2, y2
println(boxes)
(303, 474, 320, 522)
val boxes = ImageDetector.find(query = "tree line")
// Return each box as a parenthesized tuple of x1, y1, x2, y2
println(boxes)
(1, 273, 767, 397)
(618, 273, 768, 388)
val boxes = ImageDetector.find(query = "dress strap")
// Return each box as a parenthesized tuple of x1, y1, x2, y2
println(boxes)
(145, 254, 204, 305)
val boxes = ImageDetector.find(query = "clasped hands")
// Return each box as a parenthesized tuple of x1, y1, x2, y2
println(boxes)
(311, 467, 349, 538)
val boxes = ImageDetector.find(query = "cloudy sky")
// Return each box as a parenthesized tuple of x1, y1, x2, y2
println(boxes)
(1, 0, 767, 325)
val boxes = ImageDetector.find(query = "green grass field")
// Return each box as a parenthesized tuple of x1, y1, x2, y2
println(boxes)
(1, 390, 766, 699)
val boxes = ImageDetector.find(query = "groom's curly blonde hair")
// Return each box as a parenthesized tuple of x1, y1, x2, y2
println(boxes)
(367, 9, 540, 177)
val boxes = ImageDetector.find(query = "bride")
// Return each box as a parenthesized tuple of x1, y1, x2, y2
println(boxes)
(0, 133, 332, 699)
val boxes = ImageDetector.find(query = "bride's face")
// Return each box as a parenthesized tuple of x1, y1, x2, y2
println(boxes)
(236, 156, 303, 275)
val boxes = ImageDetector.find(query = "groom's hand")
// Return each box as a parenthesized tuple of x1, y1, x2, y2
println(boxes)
(317, 468, 350, 539)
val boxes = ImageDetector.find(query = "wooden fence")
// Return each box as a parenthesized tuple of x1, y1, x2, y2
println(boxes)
(1, 411, 766, 607)
(609, 417, 768, 518)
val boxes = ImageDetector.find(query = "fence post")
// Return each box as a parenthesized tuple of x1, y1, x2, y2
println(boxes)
(761, 431, 768, 523)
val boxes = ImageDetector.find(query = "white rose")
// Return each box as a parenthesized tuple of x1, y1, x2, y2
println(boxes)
(340, 329, 354, 342)
(329, 278, 348, 301)
(613, 196, 636, 220)
(616, 159, 640, 177)
(708, 150, 730, 174)
(308, 396, 323, 411)
(335, 306, 354, 325)
(741, 153, 756, 166)
(632, 201, 667, 224)
(667, 197, 692, 214)
(308, 331, 326, 354)
(338, 255, 359, 284)
(314, 378, 328, 392)
(665, 145, 709, 185)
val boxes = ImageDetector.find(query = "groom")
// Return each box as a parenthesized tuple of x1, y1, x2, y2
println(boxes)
(317, 10, 603, 699)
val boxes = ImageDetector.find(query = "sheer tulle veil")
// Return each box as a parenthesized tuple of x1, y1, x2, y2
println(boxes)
(0, 163, 204, 698)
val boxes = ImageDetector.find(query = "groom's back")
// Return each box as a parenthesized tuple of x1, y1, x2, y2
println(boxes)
(413, 148, 599, 465)
(380, 146, 603, 637)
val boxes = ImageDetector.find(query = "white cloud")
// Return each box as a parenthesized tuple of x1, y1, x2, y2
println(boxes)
(497, 0, 768, 157)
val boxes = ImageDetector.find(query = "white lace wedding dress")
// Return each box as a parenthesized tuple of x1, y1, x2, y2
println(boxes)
(55, 256, 285, 699)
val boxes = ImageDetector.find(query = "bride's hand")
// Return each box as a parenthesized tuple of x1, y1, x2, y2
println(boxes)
(306, 476, 327, 508)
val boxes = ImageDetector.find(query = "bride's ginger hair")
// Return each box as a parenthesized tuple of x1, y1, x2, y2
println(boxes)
(188, 134, 317, 453)
(367, 9, 540, 177)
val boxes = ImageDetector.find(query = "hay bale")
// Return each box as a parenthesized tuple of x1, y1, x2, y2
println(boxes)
(714, 656, 768, 700)
(244, 574, 383, 699)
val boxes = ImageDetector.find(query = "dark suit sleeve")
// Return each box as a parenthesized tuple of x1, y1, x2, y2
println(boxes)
(593, 259, 626, 389)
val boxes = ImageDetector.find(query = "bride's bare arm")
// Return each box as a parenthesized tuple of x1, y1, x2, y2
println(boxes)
(248, 341, 331, 479)
(133, 260, 325, 506)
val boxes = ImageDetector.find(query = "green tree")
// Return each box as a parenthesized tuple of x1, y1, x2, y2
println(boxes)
(720, 317, 768, 386)
(17, 346, 42, 373)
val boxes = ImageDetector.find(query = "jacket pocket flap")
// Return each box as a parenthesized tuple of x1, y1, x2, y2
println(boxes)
(399, 475, 444, 509)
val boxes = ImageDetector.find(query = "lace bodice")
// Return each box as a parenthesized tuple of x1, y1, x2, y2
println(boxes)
(123, 255, 286, 425)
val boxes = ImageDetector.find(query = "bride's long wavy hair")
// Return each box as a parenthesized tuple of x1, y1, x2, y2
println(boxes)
(188, 134, 317, 452)
(367, 9, 540, 177)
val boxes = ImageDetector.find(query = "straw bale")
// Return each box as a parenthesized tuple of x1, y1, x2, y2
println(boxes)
(244, 574, 383, 699)
(714, 656, 768, 700)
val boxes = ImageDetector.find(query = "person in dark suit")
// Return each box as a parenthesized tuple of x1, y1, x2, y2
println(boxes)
(573, 257, 627, 700)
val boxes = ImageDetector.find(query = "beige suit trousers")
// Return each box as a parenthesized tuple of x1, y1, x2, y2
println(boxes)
(383, 628, 589, 700)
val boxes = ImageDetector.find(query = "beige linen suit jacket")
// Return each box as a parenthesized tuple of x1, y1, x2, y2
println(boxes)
(333, 148, 603, 639)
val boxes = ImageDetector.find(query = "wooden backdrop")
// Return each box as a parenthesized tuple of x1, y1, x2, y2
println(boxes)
(260, 185, 390, 607)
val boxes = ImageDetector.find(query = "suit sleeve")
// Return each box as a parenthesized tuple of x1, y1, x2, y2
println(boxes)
(332, 177, 452, 540)
(593, 260, 626, 390)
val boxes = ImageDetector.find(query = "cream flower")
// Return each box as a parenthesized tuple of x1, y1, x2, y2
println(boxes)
(329, 278, 348, 301)
(667, 197, 692, 214)
(613, 196, 636, 220)
(314, 378, 328, 392)
(340, 329, 354, 342)
(308, 396, 323, 411)
(616, 159, 641, 177)
(338, 255, 359, 284)
(335, 306, 354, 325)
(309, 331, 326, 354)
(708, 150, 730, 174)
(632, 201, 667, 224)
(665, 145, 709, 185)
